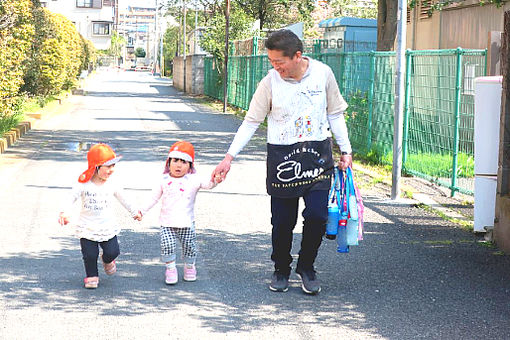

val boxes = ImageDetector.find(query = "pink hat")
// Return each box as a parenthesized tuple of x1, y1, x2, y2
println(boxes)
(167, 141, 195, 163)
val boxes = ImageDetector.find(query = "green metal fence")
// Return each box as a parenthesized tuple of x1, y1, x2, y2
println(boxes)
(203, 48, 487, 196)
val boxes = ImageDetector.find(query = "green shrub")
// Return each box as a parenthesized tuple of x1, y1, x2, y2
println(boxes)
(0, 0, 35, 117)
(22, 8, 84, 96)
(80, 35, 97, 71)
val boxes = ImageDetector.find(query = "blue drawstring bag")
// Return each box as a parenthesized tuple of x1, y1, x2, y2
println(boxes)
(325, 168, 340, 240)
(345, 167, 359, 246)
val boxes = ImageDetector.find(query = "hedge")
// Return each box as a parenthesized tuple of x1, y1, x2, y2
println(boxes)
(0, 0, 97, 120)
(0, 0, 35, 117)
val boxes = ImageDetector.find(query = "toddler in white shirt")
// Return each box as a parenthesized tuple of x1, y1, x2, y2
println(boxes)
(140, 141, 218, 285)
(58, 143, 140, 289)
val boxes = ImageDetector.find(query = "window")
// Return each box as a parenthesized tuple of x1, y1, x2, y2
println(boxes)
(77, 0, 92, 7)
(93, 22, 110, 35)
(76, 0, 101, 8)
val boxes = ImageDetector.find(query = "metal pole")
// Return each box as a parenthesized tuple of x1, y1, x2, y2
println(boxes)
(194, 2, 198, 54)
(451, 47, 463, 197)
(367, 51, 376, 149)
(160, 18, 164, 77)
(223, 0, 230, 112)
(391, 0, 407, 200)
(154, 0, 158, 72)
(183, 0, 187, 92)
(402, 50, 412, 164)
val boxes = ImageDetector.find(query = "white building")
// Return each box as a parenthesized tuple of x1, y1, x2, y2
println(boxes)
(39, 0, 117, 50)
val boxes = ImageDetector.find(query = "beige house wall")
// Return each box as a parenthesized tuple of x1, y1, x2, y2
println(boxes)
(407, 0, 510, 50)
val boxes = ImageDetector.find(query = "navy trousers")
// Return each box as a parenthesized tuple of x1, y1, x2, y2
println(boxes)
(270, 189, 329, 276)
(80, 236, 120, 277)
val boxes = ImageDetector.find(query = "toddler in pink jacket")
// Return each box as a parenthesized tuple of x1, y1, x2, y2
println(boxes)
(140, 141, 218, 285)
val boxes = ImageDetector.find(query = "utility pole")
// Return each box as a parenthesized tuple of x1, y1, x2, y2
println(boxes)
(154, 0, 158, 73)
(391, 0, 407, 200)
(194, 2, 198, 54)
(160, 18, 164, 76)
(223, 0, 230, 112)
(183, 0, 187, 92)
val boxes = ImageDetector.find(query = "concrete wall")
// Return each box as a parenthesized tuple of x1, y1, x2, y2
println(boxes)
(173, 56, 184, 91)
(172, 55, 206, 95)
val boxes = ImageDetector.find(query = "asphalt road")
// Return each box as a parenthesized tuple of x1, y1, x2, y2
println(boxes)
(0, 68, 509, 339)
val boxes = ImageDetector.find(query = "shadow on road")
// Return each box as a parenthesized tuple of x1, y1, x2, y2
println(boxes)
(1, 201, 510, 338)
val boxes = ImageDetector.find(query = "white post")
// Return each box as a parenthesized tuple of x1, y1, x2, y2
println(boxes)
(391, 0, 407, 200)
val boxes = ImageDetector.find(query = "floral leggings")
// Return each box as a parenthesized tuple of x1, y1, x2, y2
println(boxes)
(160, 224, 197, 264)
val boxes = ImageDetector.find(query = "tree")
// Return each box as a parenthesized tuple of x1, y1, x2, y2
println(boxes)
(376, 0, 397, 51)
(108, 30, 126, 65)
(199, 1, 254, 62)
(234, 0, 315, 31)
(135, 47, 146, 57)
(329, 0, 377, 19)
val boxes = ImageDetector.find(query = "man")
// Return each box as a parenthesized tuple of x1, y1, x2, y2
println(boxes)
(212, 29, 352, 295)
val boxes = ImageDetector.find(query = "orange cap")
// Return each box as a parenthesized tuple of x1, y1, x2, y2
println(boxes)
(78, 143, 122, 183)
(167, 141, 195, 163)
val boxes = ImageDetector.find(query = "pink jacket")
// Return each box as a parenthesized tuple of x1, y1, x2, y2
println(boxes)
(141, 173, 216, 228)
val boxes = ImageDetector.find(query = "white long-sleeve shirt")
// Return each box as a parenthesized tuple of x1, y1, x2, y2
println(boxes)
(62, 180, 138, 242)
(227, 57, 352, 157)
(140, 173, 216, 229)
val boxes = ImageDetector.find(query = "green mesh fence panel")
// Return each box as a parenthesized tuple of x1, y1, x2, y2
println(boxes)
(203, 57, 223, 100)
(404, 49, 485, 195)
(203, 48, 486, 195)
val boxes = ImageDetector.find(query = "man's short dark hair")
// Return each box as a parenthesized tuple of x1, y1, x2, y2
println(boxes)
(265, 29, 303, 58)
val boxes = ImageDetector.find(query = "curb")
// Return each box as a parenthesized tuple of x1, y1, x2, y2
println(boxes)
(0, 92, 75, 155)
(353, 163, 474, 230)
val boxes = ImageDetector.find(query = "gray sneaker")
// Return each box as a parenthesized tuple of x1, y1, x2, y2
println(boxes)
(296, 268, 321, 295)
(269, 271, 289, 292)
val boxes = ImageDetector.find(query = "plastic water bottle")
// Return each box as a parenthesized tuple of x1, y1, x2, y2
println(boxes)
(326, 203, 339, 240)
(336, 217, 349, 253)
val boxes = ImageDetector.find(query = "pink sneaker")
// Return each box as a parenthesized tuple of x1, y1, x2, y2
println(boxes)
(165, 267, 178, 285)
(183, 264, 197, 282)
(103, 259, 116, 275)
(84, 276, 99, 289)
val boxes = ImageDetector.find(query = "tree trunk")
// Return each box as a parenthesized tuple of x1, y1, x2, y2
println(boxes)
(377, 0, 398, 51)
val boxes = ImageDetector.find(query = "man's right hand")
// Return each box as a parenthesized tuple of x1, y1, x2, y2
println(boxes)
(212, 154, 234, 183)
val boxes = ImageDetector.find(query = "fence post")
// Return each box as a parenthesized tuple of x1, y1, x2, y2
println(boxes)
(451, 47, 464, 197)
(339, 53, 346, 94)
(402, 50, 412, 165)
(252, 37, 258, 56)
(367, 52, 376, 149)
